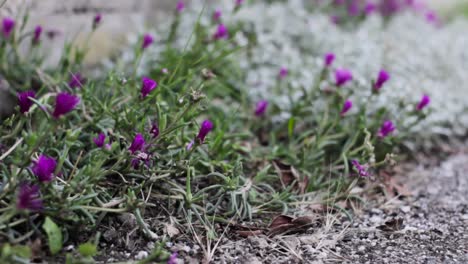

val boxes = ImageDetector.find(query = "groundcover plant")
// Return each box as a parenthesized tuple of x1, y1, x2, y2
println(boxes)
(0, 1, 431, 262)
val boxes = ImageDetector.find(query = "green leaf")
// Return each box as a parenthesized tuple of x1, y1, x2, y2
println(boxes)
(78, 242, 98, 257)
(288, 117, 295, 139)
(42, 217, 63, 255)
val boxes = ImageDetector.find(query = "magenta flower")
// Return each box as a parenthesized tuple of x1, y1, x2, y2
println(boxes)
(416, 94, 430, 111)
(150, 123, 159, 138)
(142, 34, 154, 49)
(213, 24, 229, 40)
(167, 252, 178, 264)
(176, 1, 185, 12)
(33, 25, 42, 44)
(351, 160, 370, 177)
(324, 53, 335, 67)
(93, 133, 106, 148)
(378, 120, 396, 138)
(374, 69, 390, 90)
(255, 100, 269, 116)
(93, 13, 102, 28)
(141, 77, 158, 98)
(32, 155, 57, 182)
(425, 10, 439, 25)
(236, 0, 244, 6)
(69, 73, 85, 89)
(53, 93, 80, 119)
(2, 17, 15, 38)
(17, 91, 36, 114)
(334, 68, 353, 86)
(278, 67, 288, 79)
(16, 183, 43, 211)
(213, 9, 222, 21)
(340, 100, 352, 116)
(197, 120, 214, 143)
(129, 133, 146, 153)
(364, 2, 377, 15)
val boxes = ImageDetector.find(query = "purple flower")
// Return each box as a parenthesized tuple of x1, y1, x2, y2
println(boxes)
(255, 100, 268, 116)
(93, 133, 106, 148)
(17, 91, 36, 114)
(417, 94, 430, 111)
(16, 183, 43, 211)
(364, 2, 377, 15)
(142, 34, 154, 49)
(324, 53, 335, 67)
(167, 252, 178, 264)
(213, 24, 229, 40)
(93, 13, 102, 28)
(340, 100, 352, 116)
(2, 17, 15, 38)
(150, 123, 159, 138)
(33, 25, 42, 44)
(131, 158, 141, 170)
(129, 133, 146, 153)
(213, 9, 222, 21)
(278, 67, 288, 79)
(236, 0, 244, 6)
(330, 15, 340, 24)
(197, 120, 214, 143)
(176, 1, 185, 12)
(378, 120, 396, 138)
(348, 1, 360, 16)
(141, 77, 158, 98)
(32, 155, 57, 182)
(374, 69, 390, 90)
(334, 68, 353, 86)
(161, 68, 169, 74)
(425, 10, 439, 25)
(69, 73, 85, 89)
(53, 92, 80, 119)
(351, 160, 370, 177)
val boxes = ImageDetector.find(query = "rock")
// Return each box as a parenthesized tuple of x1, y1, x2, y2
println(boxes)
(135, 250, 148, 260)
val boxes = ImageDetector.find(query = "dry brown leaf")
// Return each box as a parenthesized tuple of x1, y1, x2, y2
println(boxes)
(237, 230, 264, 238)
(165, 223, 180, 238)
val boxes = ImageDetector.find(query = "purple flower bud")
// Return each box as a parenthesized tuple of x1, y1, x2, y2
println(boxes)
(168, 252, 178, 264)
(2, 17, 15, 38)
(278, 67, 288, 79)
(324, 53, 335, 67)
(129, 133, 146, 154)
(330, 15, 340, 24)
(417, 94, 430, 111)
(197, 120, 214, 143)
(53, 93, 80, 119)
(425, 10, 439, 25)
(340, 99, 352, 116)
(93, 133, 106, 148)
(364, 2, 377, 15)
(351, 160, 370, 177)
(16, 183, 43, 211)
(378, 120, 396, 138)
(93, 13, 102, 28)
(69, 73, 85, 89)
(142, 34, 154, 49)
(374, 69, 390, 90)
(18, 91, 36, 114)
(213, 24, 229, 40)
(254, 100, 268, 116)
(334, 68, 353, 87)
(32, 155, 57, 182)
(141, 77, 157, 98)
(176, 1, 185, 12)
(213, 9, 222, 21)
(33, 25, 42, 44)
(150, 123, 160, 138)
(131, 158, 140, 170)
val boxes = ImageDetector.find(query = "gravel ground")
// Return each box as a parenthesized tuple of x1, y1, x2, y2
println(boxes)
(328, 150, 468, 264)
